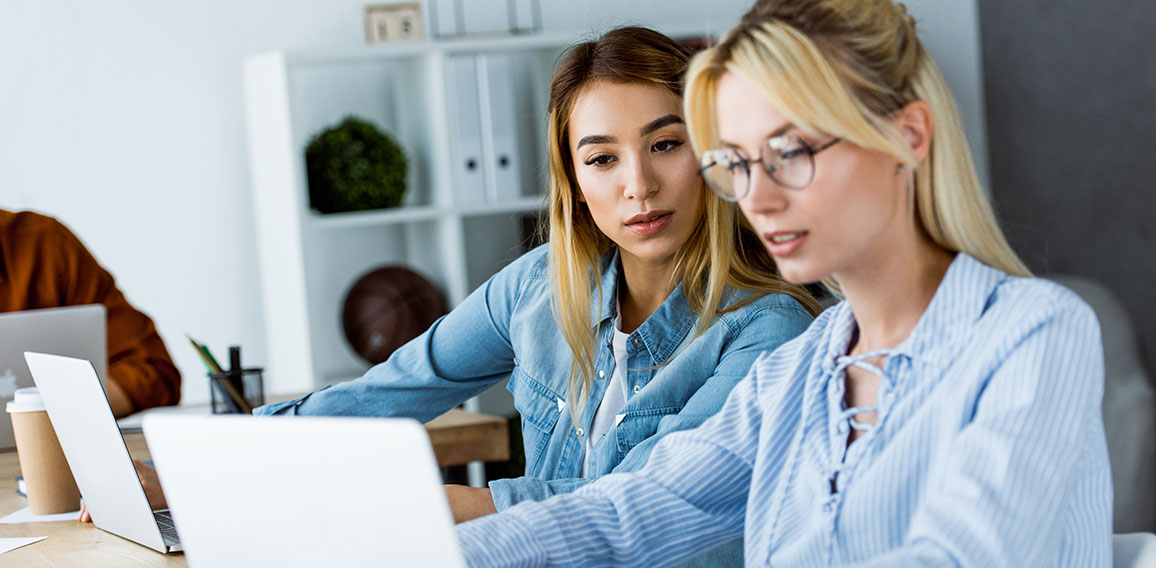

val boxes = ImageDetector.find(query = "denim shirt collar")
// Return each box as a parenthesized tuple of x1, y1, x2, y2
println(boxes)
(590, 247, 696, 365)
(819, 253, 1008, 374)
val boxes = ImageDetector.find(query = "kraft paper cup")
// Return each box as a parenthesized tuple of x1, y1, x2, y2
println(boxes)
(6, 387, 81, 514)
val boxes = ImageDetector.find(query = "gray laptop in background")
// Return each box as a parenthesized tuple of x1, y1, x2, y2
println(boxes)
(0, 304, 107, 449)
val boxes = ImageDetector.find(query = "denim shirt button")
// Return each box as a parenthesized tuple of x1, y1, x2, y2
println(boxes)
(633, 385, 641, 394)
(632, 337, 641, 345)
(598, 370, 605, 379)
(576, 428, 585, 438)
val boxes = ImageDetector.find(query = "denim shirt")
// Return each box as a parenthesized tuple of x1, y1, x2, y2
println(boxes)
(256, 244, 813, 564)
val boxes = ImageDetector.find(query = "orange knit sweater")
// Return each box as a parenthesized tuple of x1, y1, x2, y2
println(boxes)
(0, 210, 180, 411)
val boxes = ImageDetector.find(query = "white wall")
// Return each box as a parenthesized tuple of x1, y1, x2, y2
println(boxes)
(0, 0, 985, 406)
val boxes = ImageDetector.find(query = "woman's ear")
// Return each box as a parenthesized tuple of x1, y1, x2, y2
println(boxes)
(896, 100, 933, 165)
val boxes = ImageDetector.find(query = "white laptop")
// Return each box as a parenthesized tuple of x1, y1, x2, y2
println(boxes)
(141, 413, 467, 568)
(0, 305, 107, 449)
(23, 352, 181, 554)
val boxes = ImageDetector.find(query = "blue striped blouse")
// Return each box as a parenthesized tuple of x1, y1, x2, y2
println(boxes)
(458, 253, 1113, 567)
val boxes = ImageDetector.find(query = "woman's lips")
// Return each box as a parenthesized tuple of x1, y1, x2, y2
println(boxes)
(763, 230, 807, 257)
(625, 211, 673, 236)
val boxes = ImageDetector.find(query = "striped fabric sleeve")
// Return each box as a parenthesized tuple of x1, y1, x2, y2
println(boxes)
(853, 292, 1110, 567)
(458, 352, 778, 568)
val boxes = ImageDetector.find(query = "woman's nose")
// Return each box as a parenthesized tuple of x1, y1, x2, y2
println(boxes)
(622, 156, 658, 201)
(743, 163, 788, 213)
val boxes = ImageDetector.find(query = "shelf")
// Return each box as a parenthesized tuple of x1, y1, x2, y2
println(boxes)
(304, 195, 546, 230)
(459, 195, 547, 217)
(282, 30, 605, 66)
(278, 23, 726, 67)
(306, 204, 450, 229)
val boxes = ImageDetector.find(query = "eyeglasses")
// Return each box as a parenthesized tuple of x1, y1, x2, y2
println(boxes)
(697, 135, 841, 201)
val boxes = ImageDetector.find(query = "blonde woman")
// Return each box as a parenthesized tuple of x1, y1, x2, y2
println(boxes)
(253, 26, 818, 540)
(459, 1, 1112, 566)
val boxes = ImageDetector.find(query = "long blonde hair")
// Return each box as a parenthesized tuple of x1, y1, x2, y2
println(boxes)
(685, 0, 1030, 282)
(547, 26, 820, 425)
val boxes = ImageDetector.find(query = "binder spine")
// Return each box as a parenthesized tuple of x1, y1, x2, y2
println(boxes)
(444, 55, 488, 206)
(477, 54, 522, 203)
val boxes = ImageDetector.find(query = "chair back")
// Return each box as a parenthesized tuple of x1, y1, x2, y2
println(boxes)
(1114, 533, 1156, 567)
(1050, 275, 1156, 533)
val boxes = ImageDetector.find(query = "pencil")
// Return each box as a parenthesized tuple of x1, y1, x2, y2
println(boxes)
(187, 335, 223, 373)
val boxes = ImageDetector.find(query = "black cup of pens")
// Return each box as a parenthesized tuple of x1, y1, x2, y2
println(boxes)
(209, 346, 264, 414)
(209, 369, 264, 414)
(188, 338, 265, 414)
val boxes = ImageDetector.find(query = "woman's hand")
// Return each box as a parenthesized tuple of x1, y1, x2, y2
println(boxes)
(77, 458, 168, 523)
(444, 484, 497, 524)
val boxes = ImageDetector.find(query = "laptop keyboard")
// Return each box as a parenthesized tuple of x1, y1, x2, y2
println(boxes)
(154, 510, 181, 545)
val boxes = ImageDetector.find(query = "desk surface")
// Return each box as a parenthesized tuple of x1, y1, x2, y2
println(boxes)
(0, 409, 508, 567)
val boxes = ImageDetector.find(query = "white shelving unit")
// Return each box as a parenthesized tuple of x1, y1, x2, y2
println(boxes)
(242, 34, 575, 398)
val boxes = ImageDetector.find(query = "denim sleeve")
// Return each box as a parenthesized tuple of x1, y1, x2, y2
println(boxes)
(253, 249, 542, 421)
(486, 298, 813, 510)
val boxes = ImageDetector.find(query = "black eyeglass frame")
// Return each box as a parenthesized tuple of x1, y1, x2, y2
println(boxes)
(697, 136, 842, 201)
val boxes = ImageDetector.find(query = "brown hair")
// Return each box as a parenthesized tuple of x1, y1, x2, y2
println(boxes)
(546, 26, 820, 424)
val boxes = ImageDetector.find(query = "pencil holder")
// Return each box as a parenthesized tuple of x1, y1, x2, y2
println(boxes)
(208, 368, 264, 414)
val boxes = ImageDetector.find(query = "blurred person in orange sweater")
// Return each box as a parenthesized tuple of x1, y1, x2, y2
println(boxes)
(0, 209, 180, 417)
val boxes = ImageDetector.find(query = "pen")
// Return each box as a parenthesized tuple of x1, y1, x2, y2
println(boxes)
(225, 345, 252, 414)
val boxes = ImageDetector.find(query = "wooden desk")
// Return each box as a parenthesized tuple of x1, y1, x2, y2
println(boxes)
(0, 409, 508, 567)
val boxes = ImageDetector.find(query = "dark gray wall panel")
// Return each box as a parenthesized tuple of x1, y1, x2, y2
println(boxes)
(979, 0, 1156, 373)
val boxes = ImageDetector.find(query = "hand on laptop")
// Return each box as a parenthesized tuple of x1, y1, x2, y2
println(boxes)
(444, 484, 497, 523)
(78, 459, 168, 523)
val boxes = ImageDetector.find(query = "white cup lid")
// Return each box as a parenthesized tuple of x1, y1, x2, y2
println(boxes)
(6, 387, 46, 413)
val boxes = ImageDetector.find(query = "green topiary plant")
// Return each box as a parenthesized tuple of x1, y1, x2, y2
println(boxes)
(304, 116, 408, 213)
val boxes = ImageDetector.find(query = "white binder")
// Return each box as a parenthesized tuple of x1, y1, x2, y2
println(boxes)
(460, 1, 511, 36)
(430, 0, 540, 38)
(444, 55, 487, 205)
(477, 53, 523, 202)
(430, 0, 460, 37)
(511, 0, 539, 33)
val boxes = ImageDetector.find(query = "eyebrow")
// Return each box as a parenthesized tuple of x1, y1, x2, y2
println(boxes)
(768, 122, 795, 138)
(720, 122, 796, 149)
(576, 134, 614, 149)
(575, 114, 687, 150)
(639, 114, 684, 136)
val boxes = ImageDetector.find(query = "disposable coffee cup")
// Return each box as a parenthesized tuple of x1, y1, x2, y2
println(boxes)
(6, 387, 81, 514)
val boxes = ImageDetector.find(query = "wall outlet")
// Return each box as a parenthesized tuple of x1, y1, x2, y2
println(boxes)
(365, 3, 423, 44)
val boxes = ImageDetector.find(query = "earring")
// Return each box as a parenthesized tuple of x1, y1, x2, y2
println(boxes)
(897, 164, 907, 173)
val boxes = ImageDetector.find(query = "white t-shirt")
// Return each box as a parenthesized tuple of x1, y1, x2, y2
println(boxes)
(581, 310, 631, 477)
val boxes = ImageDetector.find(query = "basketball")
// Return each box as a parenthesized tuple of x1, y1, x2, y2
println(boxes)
(341, 266, 449, 365)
